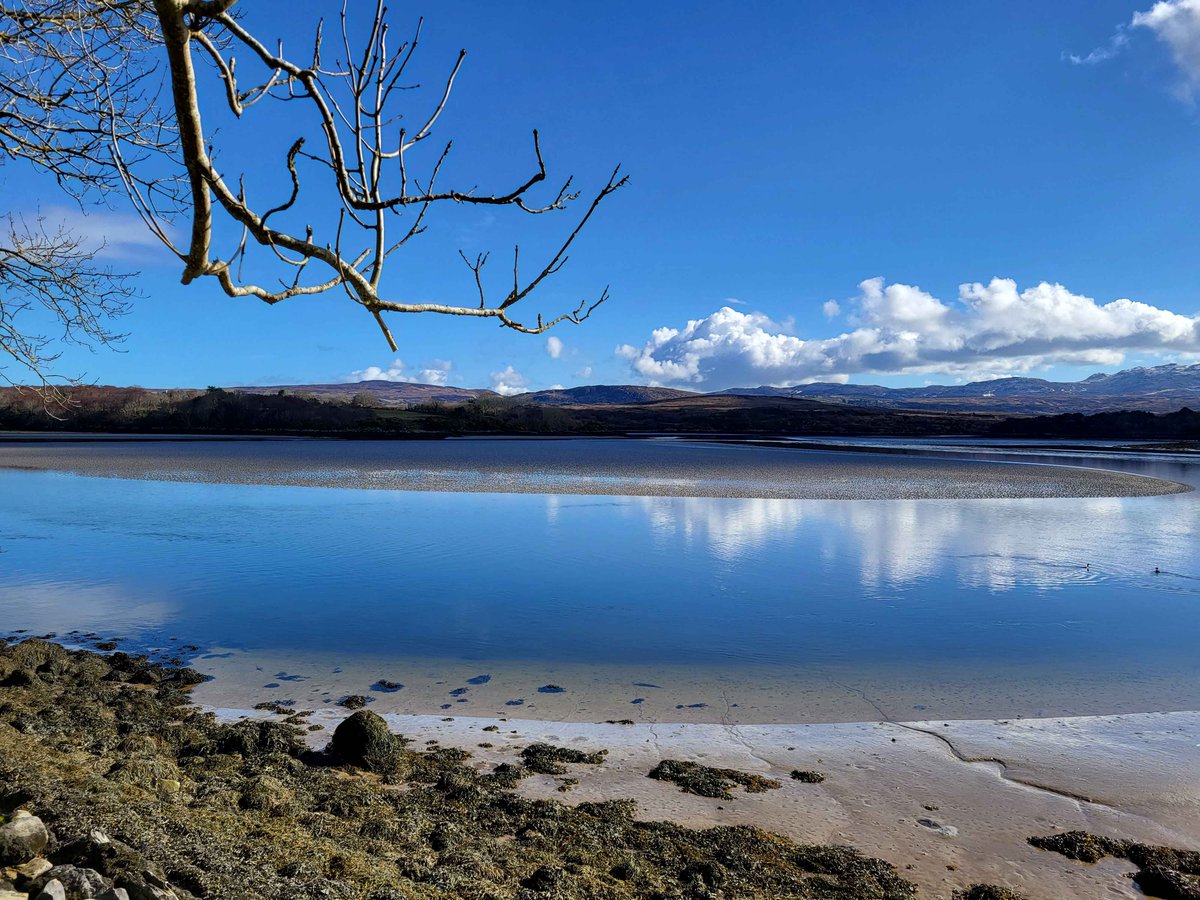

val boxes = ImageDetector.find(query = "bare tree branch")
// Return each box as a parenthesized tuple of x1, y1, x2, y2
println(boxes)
(144, 0, 627, 342)
(0, 213, 132, 401)
(0, 0, 180, 391)
(1, 0, 627, 392)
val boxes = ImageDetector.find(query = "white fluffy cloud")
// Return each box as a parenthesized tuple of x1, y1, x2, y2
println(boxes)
(490, 365, 529, 396)
(822, 300, 841, 318)
(618, 277, 1200, 389)
(1133, 0, 1200, 90)
(1069, 1, 1200, 97)
(545, 335, 564, 359)
(348, 358, 454, 385)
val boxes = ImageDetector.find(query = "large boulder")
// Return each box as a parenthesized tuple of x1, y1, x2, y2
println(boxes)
(330, 710, 397, 772)
(0, 812, 49, 866)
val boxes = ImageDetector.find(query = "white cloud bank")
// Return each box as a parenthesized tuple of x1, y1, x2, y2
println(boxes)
(490, 365, 529, 396)
(348, 358, 454, 384)
(545, 335, 564, 359)
(617, 277, 1200, 389)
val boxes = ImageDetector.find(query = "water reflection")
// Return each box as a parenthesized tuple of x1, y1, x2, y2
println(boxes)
(0, 581, 173, 634)
(622, 490, 1196, 594)
(0, 446, 1197, 706)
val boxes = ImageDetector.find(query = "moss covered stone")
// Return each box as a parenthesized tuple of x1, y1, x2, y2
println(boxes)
(330, 710, 397, 773)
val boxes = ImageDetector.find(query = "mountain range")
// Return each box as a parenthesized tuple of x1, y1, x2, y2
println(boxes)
(235, 363, 1200, 415)
(716, 363, 1200, 413)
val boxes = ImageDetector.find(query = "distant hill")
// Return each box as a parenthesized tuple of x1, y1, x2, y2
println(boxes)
(519, 385, 697, 405)
(231, 362, 1200, 414)
(234, 380, 494, 406)
(717, 363, 1200, 414)
(236, 382, 694, 407)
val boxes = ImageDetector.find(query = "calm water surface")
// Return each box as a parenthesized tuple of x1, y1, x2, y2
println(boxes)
(0, 439, 1196, 723)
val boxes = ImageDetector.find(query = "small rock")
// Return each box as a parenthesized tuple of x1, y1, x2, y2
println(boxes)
(917, 817, 959, 838)
(97, 890, 131, 900)
(14, 858, 51, 879)
(0, 815, 49, 867)
(35, 879, 66, 900)
(156, 780, 181, 797)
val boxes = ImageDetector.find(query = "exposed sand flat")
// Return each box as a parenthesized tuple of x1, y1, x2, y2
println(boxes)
(209, 705, 1200, 900)
(188, 646, 1200, 727)
(0, 437, 1189, 498)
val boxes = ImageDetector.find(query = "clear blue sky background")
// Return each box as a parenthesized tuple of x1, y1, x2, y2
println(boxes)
(7, 0, 1200, 391)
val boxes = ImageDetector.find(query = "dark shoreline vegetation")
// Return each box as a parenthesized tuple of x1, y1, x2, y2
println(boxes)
(0, 638, 923, 899)
(0, 386, 1197, 443)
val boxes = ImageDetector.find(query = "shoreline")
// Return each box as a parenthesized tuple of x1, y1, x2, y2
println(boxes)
(212, 703, 1200, 900)
(185, 644, 1200, 729)
(3, 640, 1199, 899)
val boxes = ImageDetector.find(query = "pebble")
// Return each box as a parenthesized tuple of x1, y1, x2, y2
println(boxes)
(916, 817, 959, 838)
(34, 880, 65, 900)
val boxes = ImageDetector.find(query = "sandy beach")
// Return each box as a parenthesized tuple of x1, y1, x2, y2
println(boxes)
(205, 704, 1200, 900)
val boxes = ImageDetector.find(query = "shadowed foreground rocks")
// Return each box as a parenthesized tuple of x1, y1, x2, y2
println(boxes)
(0, 638, 927, 898)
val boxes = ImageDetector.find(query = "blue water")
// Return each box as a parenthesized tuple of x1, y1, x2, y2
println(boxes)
(1, 439, 1197, 721)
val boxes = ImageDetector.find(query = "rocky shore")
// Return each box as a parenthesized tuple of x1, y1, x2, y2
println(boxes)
(0, 638, 922, 899)
(3, 638, 1197, 899)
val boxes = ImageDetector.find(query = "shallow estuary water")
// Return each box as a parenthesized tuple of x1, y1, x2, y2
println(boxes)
(0, 437, 1196, 724)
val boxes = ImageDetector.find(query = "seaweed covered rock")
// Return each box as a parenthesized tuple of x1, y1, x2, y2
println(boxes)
(330, 709, 397, 772)
(1028, 830, 1123, 863)
(520, 743, 607, 775)
(1031, 831, 1200, 900)
(211, 718, 304, 758)
(1135, 866, 1200, 900)
(791, 769, 826, 784)
(953, 885, 1027, 900)
(648, 759, 781, 799)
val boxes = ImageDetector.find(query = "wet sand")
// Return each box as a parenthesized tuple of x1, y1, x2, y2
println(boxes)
(190, 646, 1200, 726)
(210, 704, 1200, 900)
(0, 437, 1189, 499)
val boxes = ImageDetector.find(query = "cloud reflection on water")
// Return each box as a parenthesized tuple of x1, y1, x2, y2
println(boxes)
(624, 492, 1197, 593)
(0, 582, 173, 636)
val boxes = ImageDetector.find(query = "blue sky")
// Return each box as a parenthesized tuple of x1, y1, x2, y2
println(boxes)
(7, 0, 1200, 392)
